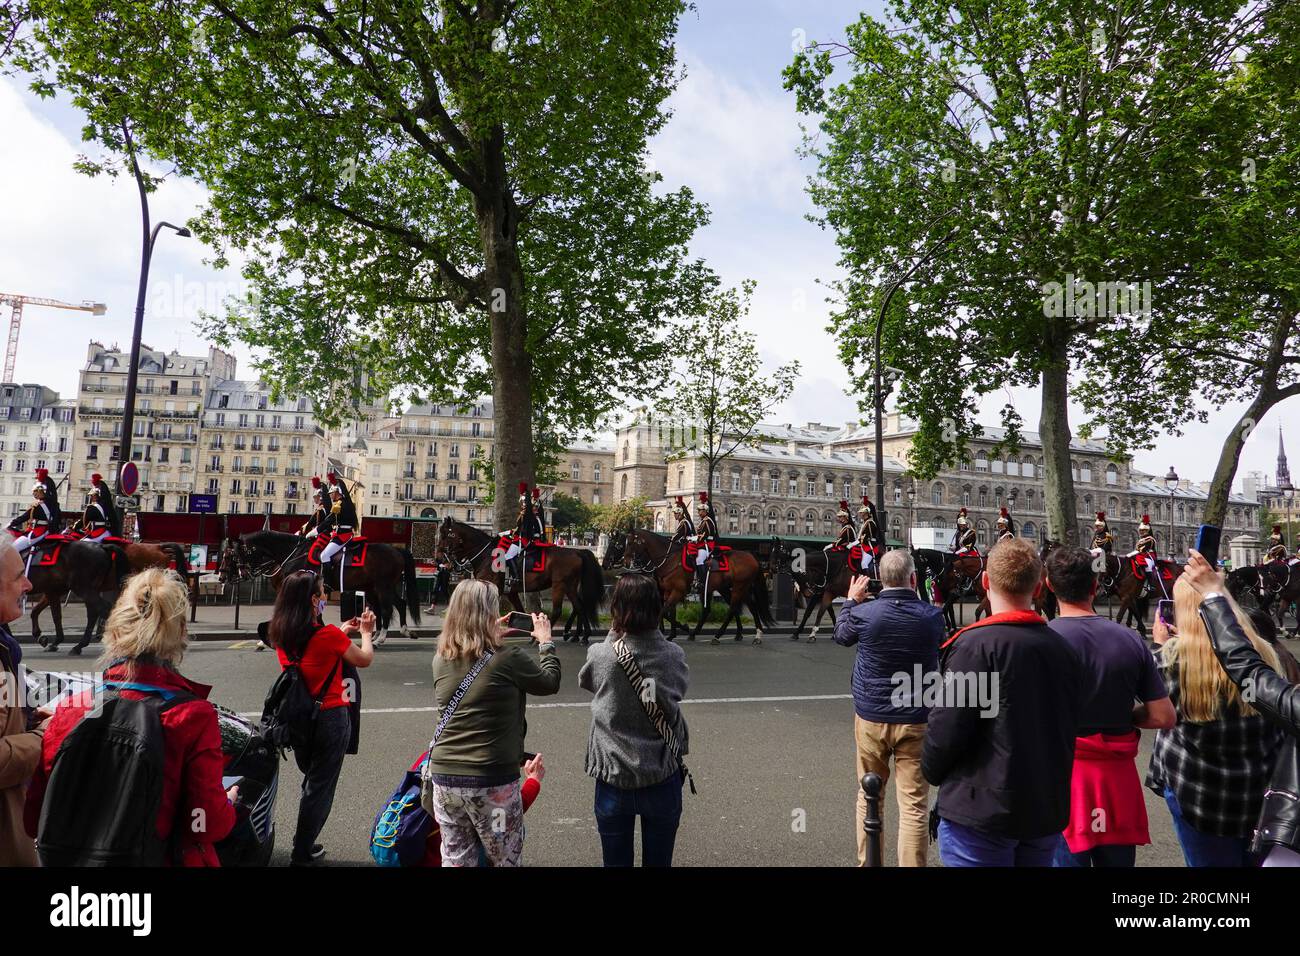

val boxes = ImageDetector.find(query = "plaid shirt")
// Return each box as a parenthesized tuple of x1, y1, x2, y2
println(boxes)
(1145, 651, 1284, 837)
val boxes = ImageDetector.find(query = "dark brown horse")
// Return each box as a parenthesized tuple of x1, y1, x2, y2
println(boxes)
(913, 548, 986, 631)
(767, 537, 855, 642)
(436, 518, 604, 644)
(614, 529, 774, 644)
(226, 530, 420, 639)
(1227, 563, 1300, 638)
(25, 538, 131, 654)
(1112, 553, 1183, 637)
(28, 538, 190, 650)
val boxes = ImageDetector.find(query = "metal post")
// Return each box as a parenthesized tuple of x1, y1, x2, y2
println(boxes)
(860, 772, 884, 867)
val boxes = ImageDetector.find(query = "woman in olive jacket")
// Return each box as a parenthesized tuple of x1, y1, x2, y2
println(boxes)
(1184, 548, 1300, 867)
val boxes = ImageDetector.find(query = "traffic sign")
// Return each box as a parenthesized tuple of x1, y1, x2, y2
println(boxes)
(189, 494, 218, 514)
(120, 461, 139, 496)
(115, 495, 140, 512)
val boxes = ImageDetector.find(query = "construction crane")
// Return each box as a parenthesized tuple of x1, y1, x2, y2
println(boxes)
(0, 293, 107, 384)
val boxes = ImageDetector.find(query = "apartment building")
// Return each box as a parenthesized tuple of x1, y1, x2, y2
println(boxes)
(393, 401, 493, 527)
(71, 343, 235, 513)
(356, 419, 401, 518)
(199, 379, 330, 515)
(556, 438, 615, 506)
(0, 385, 76, 519)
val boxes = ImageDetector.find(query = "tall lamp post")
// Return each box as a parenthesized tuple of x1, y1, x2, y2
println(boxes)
(906, 484, 916, 549)
(1284, 487, 1295, 550)
(1164, 467, 1179, 559)
(1007, 488, 1019, 537)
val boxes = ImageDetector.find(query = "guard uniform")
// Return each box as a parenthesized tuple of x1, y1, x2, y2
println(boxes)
(1090, 512, 1114, 556)
(824, 501, 855, 552)
(14, 469, 60, 559)
(950, 508, 976, 553)
(318, 472, 358, 588)
(82, 474, 112, 540)
(994, 507, 1016, 544)
(1266, 526, 1287, 563)
(694, 491, 718, 604)
(668, 496, 695, 550)
(856, 495, 879, 576)
(301, 482, 328, 537)
(1134, 515, 1158, 586)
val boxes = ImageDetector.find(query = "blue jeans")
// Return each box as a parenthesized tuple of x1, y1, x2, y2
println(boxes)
(938, 818, 1058, 867)
(594, 775, 683, 867)
(1163, 788, 1255, 867)
(1051, 834, 1137, 868)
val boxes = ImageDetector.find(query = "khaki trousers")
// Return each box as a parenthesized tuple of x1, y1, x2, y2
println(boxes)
(854, 715, 929, 867)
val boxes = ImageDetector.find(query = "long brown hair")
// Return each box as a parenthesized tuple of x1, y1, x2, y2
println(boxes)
(268, 570, 324, 658)
(437, 579, 503, 661)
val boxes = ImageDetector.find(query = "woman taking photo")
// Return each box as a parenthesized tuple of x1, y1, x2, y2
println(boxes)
(1183, 549, 1300, 866)
(579, 573, 691, 867)
(1147, 567, 1284, 866)
(267, 569, 375, 866)
(425, 579, 561, 866)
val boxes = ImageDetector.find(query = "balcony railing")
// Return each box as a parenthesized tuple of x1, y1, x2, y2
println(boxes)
(247, 467, 262, 475)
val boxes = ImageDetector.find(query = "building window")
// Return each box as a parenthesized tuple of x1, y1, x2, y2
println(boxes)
(1022, 457, 1035, 478)
(750, 474, 760, 493)
(975, 451, 988, 471)
(931, 483, 944, 506)
(620, 474, 628, 499)
(1106, 464, 1118, 485)
(1081, 462, 1092, 483)
(748, 509, 759, 533)
(571, 461, 580, 480)
(731, 472, 741, 493)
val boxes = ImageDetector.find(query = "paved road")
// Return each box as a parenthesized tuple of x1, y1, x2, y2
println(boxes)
(27, 631, 1203, 867)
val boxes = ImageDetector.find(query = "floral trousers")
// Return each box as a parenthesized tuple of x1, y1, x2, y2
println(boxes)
(426, 779, 524, 867)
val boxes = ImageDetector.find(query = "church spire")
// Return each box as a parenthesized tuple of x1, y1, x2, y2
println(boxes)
(1279, 424, 1293, 490)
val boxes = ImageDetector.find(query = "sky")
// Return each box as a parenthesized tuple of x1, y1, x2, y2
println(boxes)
(1, 0, 1295, 491)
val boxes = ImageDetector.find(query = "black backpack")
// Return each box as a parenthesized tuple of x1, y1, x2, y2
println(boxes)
(260, 633, 341, 755)
(36, 681, 194, 867)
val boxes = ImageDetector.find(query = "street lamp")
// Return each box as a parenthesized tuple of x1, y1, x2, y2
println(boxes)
(1007, 489, 1018, 537)
(1164, 466, 1179, 558)
(906, 484, 916, 549)
(119, 218, 191, 498)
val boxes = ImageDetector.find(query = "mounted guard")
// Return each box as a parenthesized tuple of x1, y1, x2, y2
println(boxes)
(81, 474, 113, 540)
(301, 482, 328, 537)
(1090, 512, 1114, 556)
(317, 471, 358, 589)
(668, 496, 695, 550)
(694, 491, 718, 604)
(503, 483, 544, 591)
(13, 469, 61, 561)
(950, 508, 977, 554)
(856, 495, 880, 578)
(1133, 514, 1159, 592)
(994, 507, 1015, 543)
(1267, 525, 1288, 563)
(824, 500, 855, 553)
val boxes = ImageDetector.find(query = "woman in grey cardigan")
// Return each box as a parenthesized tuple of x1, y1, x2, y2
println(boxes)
(579, 574, 690, 866)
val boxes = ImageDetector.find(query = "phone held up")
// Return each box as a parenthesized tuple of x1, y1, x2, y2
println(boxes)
(1194, 524, 1222, 566)
(1156, 599, 1176, 629)
(505, 611, 535, 642)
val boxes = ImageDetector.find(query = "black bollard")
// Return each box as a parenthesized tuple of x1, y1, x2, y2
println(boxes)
(860, 771, 884, 867)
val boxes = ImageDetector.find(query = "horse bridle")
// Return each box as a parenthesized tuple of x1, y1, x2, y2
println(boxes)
(438, 528, 496, 577)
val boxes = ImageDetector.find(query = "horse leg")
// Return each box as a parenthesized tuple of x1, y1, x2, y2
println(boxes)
(70, 590, 103, 655)
(808, 591, 836, 643)
(709, 602, 738, 646)
(791, 591, 818, 641)
(29, 592, 47, 646)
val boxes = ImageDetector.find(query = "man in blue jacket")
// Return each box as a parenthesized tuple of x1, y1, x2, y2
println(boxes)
(834, 548, 945, 866)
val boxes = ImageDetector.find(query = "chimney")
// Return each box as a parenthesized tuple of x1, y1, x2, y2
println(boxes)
(786, 440, 799, 454)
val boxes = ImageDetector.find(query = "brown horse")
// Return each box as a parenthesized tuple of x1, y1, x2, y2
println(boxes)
(436, 518, 604, 644)
(1112, 553, 1183, 637)
(616, 529, 774, 644)
(1227, 563, 1300, 638)
(24, 538, 131, 654)
(767, 537, 856, 643)
(226, 530, 420, 639)
(28, 538, 191, 650)
(913, 548, 986, 631)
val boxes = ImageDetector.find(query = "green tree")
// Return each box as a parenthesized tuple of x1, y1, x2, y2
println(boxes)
(547, 490, 592, 534)
(12, 0, 713, 529)
(653, 281, 799, 515)
(591, 496, 652, 535)
(786, 0, 1267, 544)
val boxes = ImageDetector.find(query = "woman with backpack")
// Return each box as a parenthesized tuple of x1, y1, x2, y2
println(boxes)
(23, 568, 238, 866)
(268, 569, 376, 866)
(425, 579, 561, 866)
(579, 573, 691, 867)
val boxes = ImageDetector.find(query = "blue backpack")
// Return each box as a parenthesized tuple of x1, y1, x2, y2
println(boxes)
(369, 753, 435, 867)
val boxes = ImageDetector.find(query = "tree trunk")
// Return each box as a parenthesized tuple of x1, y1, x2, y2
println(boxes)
(1202, 402, 1270, 528)
(477, 135, 535, 532)
(1038, 334, 1080, 546)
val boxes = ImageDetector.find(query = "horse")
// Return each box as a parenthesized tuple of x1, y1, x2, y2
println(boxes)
(226, 530, 420, 641)
(1228, 562, 1300, 637)
(28, 537, 191, 651)
(767, 537, 856, 642)
(436, 518, 604, 644)
(25, 537, 131, 654)
(1111, 552, 1183, 637)
(615, 528, 774, 644)
(913, 548, 986, 631)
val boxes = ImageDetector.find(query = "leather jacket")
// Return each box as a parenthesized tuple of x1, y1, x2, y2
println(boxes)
(1202, 594, 1300, 853)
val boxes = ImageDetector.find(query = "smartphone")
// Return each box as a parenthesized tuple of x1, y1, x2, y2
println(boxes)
(1195, 524, 1222, 565)
(521, 751, 537, 765)
(507, 611, 534, 634)
(1156, 599, 1175, 628)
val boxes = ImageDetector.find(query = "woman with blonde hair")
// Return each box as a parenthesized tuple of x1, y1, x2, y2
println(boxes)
(1146, 571, 1285, 866)
(24, 569, 238, 865)
(424, 579, 561, 866)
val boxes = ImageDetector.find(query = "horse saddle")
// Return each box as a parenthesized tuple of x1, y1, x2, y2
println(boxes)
(497, 537, 553, 573)
(32, 534, 76, 566)
(682, 542, 731, 572)
(308, 533, 369, 567)
(1130, 556, 1170, 581)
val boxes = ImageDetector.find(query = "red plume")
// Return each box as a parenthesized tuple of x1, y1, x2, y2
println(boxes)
(861, 495, 870, 506)
(839, 500, 848, 510)
(1141, 514, 1150, 523)
(518, 481, 528, 494)
(311, 475, 321, 489)
(91, 473, 103, 484)
(699, 491, 709, 503)
(35, 468, 48, 481)
(532, 487, 540, 499)
(1273, 524, 1282, 533)
(327, 471, 337, 484)
(999, 507, 1009, 518)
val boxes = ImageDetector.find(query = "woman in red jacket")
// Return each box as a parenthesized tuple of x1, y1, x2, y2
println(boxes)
(24, 568, 238, 865)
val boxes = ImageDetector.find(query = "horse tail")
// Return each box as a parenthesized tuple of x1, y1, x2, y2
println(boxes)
(401, 547, 422, 626)
(750, 563, 776, 630)
(578, 548, 605, 630)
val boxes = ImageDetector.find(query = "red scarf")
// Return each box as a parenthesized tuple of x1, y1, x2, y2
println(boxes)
(940, 609, 1045, 650)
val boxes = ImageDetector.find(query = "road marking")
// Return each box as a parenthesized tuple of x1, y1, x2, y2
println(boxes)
(234, 693, 851, 720)
(228, 640, 261, 649)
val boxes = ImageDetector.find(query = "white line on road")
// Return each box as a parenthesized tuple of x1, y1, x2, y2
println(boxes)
(235, 693, 852, 720)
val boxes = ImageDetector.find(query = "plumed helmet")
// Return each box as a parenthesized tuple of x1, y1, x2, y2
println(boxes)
(997, 507, 1009, 524)
(91, 473, 103, 485)
(837, 499, 851, 519)
(88, 485, 99, 499)
(1139, 514, 1151, 529)
(532, 486, 540, 501)
(858, 495, 870, 515)
(311, 475, 322, 490)
(1096, 511, 1107, 526)
(36, 467, 48, 482)
(1273, 524, 1283, 534)
(673, 496, 686, 515)
(518, 480, 529, 504)
(31, 482, 45, 496)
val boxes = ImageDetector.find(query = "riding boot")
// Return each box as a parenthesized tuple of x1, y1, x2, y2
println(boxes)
(694, 565, 708, 606)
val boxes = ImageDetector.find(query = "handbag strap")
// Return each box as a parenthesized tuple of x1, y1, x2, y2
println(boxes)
(611, 637, 696, 794)
(429, 649, 495, 748)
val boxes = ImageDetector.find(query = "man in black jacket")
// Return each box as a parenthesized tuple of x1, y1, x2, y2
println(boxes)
(922, 537, 1084, 866)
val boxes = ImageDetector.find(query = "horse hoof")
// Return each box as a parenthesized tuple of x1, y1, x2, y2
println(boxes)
(581, 637, 589, 646)
(808, 635, 817, 644)
(753, 636, 762, 645)
(42, 643, 59, 653)
(710, 637, 720, 645)
(400, 627, 412, 639)
(68, 646, 83, 656)
(36, 634, 48, 648)
(734, 634, 742, 642)
(789, 634, 799, 641)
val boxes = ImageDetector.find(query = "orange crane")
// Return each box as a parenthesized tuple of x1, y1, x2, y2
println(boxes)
(0, 293, 107, 384)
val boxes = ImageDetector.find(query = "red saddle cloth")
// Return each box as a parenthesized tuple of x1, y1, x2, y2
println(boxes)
(1130, 556, 1172, 581)
(308, 533, 369, 568)
(497, 537, 554, 573)
(682, 542, 731, 572)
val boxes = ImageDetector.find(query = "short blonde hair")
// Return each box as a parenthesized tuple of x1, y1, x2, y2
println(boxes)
(437, 579, 503, 661)
(986, 538, 1041, 599)
(99, 568, 190, 669)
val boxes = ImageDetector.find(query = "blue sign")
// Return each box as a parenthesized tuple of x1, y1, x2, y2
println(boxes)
(120, 461, 139, 496)
(189, 494, 218, 514)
